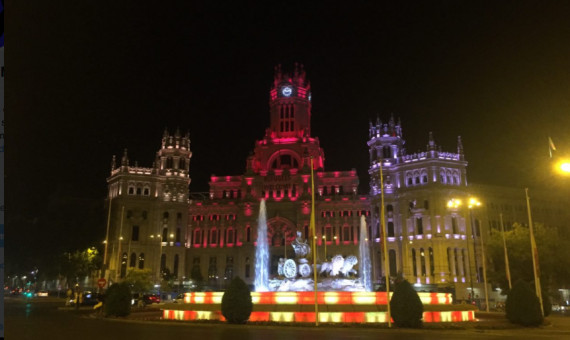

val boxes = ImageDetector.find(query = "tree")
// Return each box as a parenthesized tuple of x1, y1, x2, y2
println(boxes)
(221, 276, 252, 324)
(506, 280, 543, 326)
(104, 282, 131, 317)
(123, 268, 153, 294)
(389, 279, 423, 328)
(486, 223, 570, 293)
(60, 247, 102, 288)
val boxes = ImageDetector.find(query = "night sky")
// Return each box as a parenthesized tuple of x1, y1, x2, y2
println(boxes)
(7, 2, 570, 272)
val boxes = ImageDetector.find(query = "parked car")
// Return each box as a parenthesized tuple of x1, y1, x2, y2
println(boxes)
(132, 293, 161, 306)
(68, 291, 100, 306)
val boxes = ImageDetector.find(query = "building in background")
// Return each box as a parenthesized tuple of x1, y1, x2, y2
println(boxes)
(103, 66, 569, 301)
(104, 129, 191, 286)
(186, 64, 369, 289)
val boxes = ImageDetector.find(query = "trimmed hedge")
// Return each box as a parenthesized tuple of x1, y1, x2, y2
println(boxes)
(506, 280, 543, 326)
(389, 280, 423, 328)
(104, 282, 131, 317)
(221, 276, 252, 324)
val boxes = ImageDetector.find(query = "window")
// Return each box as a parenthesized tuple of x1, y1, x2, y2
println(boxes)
(138, 253, 145, 269)
(387, 222, 395, 237)
(130, 253, 136, 267)
(176, 227, 181, 243)
(416, 217, 423, 235)
(131, 226, 139, 241)
(424, 200, 429, 210)
(343, 225, 351, 241)
(136, 187, 142, 195)
(174, 254, 179, 278)
(246, 226, 251, 242)
(162, 228, 168, 242)
(304, 225, 309, 240)
(382, 146, 391, 159)
(389, 249, 397, 277)
(429, 247, 434, 276)
(245, 257, 250, 278)
(128, 187, 135, 195)
(227, 229, 235, 244)
(193, 229, 201, 245)
(451, 217, 458, 234)
(120, 253, 128, 278)
(454, 248, 459, 277)
(160, 254, 166, 273)
(412, 249, 417, 277)
(420, 248, 426, 276)
(142, 211, 147, 220)
(163, 212, 169, 220)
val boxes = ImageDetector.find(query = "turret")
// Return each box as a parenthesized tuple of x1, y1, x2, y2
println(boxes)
(268, 63, 312, 139)
(457, 136, 465, 160)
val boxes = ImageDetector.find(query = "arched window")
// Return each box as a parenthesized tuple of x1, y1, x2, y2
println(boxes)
(130, 252, 136, 267)
(138, 253, 145, 269)
(173, 254, 179, 278)
(210, 228, 218, 244)
(451, 216, 458, 234)
(120, 253, 128, 278)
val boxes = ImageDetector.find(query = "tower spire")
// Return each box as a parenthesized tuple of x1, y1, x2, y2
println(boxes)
(427, 131, 436, 151)
(457, 136, 464, 160)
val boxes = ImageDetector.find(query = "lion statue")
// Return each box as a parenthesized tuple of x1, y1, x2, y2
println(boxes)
(319, 255, 358, 277)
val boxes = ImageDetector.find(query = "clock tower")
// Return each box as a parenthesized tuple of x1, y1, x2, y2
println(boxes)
(268, 63, 312, 139)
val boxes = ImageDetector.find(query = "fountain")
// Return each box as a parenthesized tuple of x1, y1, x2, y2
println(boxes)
(254, 199, 269, 292)
(359, 215, 372, 291)
(164, 200, 477, 324)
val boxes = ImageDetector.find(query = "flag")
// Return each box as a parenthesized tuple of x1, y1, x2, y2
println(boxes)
(548, 137, 557, 158)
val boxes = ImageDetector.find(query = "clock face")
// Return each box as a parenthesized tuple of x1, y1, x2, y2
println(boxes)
(281, 86, 293, 97)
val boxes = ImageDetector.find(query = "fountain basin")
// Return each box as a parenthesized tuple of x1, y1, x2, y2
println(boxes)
(162, 291, 476, 323)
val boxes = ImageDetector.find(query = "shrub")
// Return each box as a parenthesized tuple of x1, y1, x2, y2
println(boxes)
(104, 282, 131, 317)
(506, 280, 543, 326)
(389, 279, 423, 328)
(221, 276, 252, 324)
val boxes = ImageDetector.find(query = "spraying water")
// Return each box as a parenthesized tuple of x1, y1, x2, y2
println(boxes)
(359, 215, 372, 291)
(254, 199, 269, 291)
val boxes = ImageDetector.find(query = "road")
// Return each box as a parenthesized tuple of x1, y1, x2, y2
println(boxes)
(5, 297, 570, 340)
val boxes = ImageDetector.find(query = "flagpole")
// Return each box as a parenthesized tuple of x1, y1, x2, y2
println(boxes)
(525, 188, 544, 317)
(310, 157, 319, 326)
(379, 162, 391, 327)
(499, 213, 512, 290)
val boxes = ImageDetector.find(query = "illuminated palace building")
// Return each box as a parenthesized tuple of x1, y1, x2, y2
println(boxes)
(104, 65, 568, 298)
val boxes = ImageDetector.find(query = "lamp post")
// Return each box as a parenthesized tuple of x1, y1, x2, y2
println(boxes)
(151, 234, 163, 283)
(447, 198, 474, 302)
(322, 235, 327, 261)
(468, 197, 489, 312)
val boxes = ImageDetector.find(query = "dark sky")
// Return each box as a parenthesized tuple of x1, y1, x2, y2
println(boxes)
(7, 2, 570, 271)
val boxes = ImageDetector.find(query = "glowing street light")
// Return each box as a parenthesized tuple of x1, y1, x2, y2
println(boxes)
(447, 198, 462, 209)
(555, 159, 570, 174)
(468, 197, 489, 312)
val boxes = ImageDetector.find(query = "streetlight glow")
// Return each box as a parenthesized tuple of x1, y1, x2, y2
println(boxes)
(447, 198, 461, 209)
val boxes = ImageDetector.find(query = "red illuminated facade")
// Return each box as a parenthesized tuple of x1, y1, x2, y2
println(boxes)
(187, 64, 369, 288)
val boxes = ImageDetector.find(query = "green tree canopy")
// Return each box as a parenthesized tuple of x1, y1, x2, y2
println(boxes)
(60, 247, 102, 288)
(486, 223, 570, 292)
(123, 268, 153, 294)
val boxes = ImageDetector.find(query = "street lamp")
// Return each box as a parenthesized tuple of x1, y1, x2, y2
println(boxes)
(322, 235, 327, 261)
(554, 158, 570, 175)
(468, 197, 489, 312)
(150, 234, 163, 282)
(447, 198, 474, 302)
